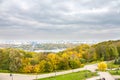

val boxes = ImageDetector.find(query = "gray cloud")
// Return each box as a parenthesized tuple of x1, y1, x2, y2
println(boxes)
(0, 0, 120, 41)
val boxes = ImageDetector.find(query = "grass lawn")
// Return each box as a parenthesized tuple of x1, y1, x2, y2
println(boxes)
(37, 70, 97, 80)
(109, 70, 120, 75)
(0, 69, 10, 73)
(107, 61, 120, 69)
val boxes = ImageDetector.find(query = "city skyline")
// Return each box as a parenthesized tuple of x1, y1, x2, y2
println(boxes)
(0, 0, 120, 41)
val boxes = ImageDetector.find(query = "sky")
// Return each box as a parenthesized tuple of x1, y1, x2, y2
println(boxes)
(0, 0, 120, 41)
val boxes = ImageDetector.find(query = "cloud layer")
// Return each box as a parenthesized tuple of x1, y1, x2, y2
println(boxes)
(0, 0, 120, 41)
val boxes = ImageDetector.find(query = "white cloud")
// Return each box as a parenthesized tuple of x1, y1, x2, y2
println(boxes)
(0, 0, 120, 40)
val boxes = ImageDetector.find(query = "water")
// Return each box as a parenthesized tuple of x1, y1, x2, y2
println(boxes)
(34, 49, 66, 53)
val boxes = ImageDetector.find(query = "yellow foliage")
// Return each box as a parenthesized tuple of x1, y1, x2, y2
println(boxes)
(47, 53, 60, 69)
(81, 64, 84, 67)
(34, 65, 40, 73)
(77, 54, 82, 58)
(22, 65, 34, 73)
(22, 58, 31, 66)
(62, 53, 69, 59)
(98, 62, 107, 71)
(39, 60, 46, 72)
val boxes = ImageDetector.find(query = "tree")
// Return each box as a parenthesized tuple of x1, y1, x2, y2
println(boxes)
(58, 58, 70, 70)
(44, 61, 53, 72)
(0, 49, 9, 70)
(93, 52, 97, 61)
(69, 59, 81, 69)
(108, 45, 119, 59)
(34, 64, 40, 73)
(22, 65, 34, 73)
(8, 49, 23, 72)
(47, 53, 60, 70)
(38, 60, 46, 73)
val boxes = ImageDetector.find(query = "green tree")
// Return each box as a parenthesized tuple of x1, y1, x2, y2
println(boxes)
(8, 49, 23, 72)
(0, 49, 9, 70)
(108, 45, 119, 59)
(44, 61, 53, 72)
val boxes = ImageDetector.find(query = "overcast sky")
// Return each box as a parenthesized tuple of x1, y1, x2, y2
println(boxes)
(0, 0, 120, 41)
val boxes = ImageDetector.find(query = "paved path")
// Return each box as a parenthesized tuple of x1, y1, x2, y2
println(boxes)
(0, 64, 96, 80)
(0, 67, 86, 80)
(98, 72, 115, 80)
(113, 75, 120, 79)
(0, 63, 118, 80)
(86, 72, 115, 80)
(0, 73, 36, 80)
(84, 64, 98, 72)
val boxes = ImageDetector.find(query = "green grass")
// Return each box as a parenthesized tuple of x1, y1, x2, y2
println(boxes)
(38, 70, 98, 80)
(0, 69, 10, 73)
(107, 61, 120, 69)
(109, 70, 120, 75)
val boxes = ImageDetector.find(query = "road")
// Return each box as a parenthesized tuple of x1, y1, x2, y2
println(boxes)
(0, 63, 117, 80)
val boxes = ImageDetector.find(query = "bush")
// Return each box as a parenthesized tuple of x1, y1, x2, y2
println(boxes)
(114, 58, 120, 64)
(98, 62, 107, 71)
(114, 59, 118, 64)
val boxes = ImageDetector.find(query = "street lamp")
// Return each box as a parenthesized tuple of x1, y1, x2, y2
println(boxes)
(10, 73, 13, 80)
(54, 65, 57, 80)
(36, 73, 38, 80)
(85, 67, 88, 78)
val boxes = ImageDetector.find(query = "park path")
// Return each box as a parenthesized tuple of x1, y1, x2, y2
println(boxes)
(86, 72, 115, 80)
(113, 75, 120, 79)
(98, 72, 114, 80)
(0, 63, 117, 80)
(0, 67, 85, 80)
(0, 64, 96, 80)
(86, 63, 115, 80)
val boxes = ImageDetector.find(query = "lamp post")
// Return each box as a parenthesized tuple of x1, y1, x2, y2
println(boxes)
(10, 73, 13, 80)
(54, 65, 57, 80)
(85, 67, 88, 78)
(36, 73, 38, 80)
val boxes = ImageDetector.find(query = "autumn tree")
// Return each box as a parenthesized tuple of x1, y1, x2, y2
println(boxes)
(44, 61, 53, 72)
(22, 64, 34, 73)
(38, 60, 46, 73)
(47, 53, 60, 70)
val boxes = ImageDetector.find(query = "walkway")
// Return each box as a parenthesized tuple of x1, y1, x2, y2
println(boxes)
(0, 64, 95, 80)
(113, 75, 120, 79)
(98, 72, 114, 80)
(0, 67, 86, 80)
(86, 72, 115, 80)
(0, 63, 117, 80)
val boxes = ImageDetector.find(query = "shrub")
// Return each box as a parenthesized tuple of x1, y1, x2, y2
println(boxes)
(98, 62, 107, 71)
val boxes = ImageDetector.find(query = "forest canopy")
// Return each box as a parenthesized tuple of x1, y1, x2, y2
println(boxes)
(0, 40, 120, 73)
